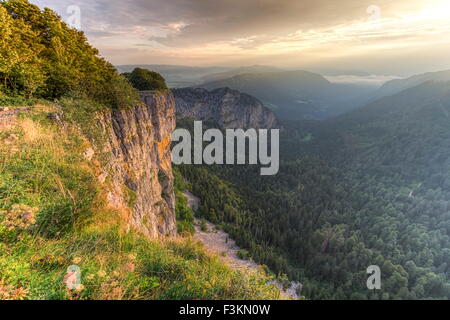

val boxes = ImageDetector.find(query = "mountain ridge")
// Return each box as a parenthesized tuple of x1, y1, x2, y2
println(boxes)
(173, 87, 279, 129)
(369, 69, 450, 102)
(198, 70, 374, 120)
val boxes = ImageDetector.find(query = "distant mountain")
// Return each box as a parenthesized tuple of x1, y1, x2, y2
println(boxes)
(200, 65, 283, 83)
(199, 70, 374, 120)
(116, 64, 230, 88)
(370, 70, 450, 102)
(327, 80, 450, 183)
(312, 69, 372, 77)
(172, 87, 279, 129)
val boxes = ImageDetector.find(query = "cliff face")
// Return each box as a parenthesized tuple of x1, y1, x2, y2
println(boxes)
(173, 87, 279, 129)
(100, 92, 177, 238)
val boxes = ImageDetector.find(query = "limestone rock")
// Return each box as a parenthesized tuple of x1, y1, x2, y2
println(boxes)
(100, 92, 177, 238)
(173, 87, 279, 129)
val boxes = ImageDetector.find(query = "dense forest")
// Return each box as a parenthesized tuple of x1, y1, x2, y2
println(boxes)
(177, 81, 450, 299)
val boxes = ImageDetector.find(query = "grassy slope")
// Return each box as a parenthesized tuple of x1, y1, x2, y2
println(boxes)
(0, 102, 280, 300)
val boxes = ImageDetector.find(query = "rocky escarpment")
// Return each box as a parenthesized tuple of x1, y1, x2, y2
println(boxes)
(99, 92, 176, 238)
(173, 87, 279, 129)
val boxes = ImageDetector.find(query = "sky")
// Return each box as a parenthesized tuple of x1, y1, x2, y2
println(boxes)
(31, 0, 450, 76)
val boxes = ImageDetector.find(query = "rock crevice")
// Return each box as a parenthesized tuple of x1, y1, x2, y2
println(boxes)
(173, 87, 279, 129)
(101, 92, 177, 238)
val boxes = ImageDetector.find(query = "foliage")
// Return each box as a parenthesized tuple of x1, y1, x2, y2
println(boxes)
(200, 219, 208, 232)
(123, 68, 168, 91)
(237, 250, 250, 260)
(0, 0, 138, 109)
(0, 204, 37, 231)
(0, 95, 36, 106)
(173, 167, 195, 235)
(178, 82, 450, 301)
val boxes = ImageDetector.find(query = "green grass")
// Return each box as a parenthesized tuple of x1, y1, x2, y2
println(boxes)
(0, 224, 280, 300)
(0, 95, 37, 107)
(0, 103, 281, 300)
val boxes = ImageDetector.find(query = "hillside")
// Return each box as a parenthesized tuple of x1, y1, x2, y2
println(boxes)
(370, 70, 450, 102)
(178, 80, 450, 299)
(200, 65, 283, 83)
(329, 81, 450, 188)
(115, 65, 283, 88)
(0, 97, 281, 301)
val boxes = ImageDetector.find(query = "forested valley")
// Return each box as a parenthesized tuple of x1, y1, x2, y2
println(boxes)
(177, 81, 450, 300)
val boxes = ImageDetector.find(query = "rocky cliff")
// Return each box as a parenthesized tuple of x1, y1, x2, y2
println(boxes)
(99, 91, 177, 238)
(173, 87, 279, 129)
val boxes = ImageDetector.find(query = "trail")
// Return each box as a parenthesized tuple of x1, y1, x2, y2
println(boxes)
(183, 191, 301, 300)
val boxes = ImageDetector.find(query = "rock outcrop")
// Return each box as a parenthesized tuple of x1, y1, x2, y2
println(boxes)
(0, 107, 30, 128)
(173, 87, 279, 129)
(99, 91, 177, 238)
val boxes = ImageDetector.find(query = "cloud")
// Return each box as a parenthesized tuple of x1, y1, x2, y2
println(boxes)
(29, 0, 450, 74)
(32, 0, 378, 46)
(324, 75, 402, 87)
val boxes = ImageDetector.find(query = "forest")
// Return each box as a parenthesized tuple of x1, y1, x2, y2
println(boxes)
(177, 81, 450, 299)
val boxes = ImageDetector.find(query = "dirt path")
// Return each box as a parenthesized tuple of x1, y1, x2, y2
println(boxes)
(183, 191, 200, 210)
(182, 191, 301, 300)
(183, 191, 258, 270)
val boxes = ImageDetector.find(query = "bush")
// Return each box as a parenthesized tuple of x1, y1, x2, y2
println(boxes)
(237, 250, 250, 260)
(200, 219, 208, 232)
(123, 68, 168, 91)
(174, 191, 195, 235)
(0, 95, 35, 106)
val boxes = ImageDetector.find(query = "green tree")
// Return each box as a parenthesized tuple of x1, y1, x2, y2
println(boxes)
(0, 0, 138, 108)
(123, 68, 168, 91)
(0, 4, 45, 96)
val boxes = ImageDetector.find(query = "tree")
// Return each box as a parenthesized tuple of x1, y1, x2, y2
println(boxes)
(0, 4, 45, 96)
(0, 0, 138, 107)
(123, 68, 168, 91)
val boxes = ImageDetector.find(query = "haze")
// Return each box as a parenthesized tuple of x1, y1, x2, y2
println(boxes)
(31, 0, 450, 76)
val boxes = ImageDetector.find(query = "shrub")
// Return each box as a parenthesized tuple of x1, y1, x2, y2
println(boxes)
(123, 68, 168, 91)
(0, 95, 35, 106)
(237, 250, 250, 260)
(200, 219, 208, 232)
